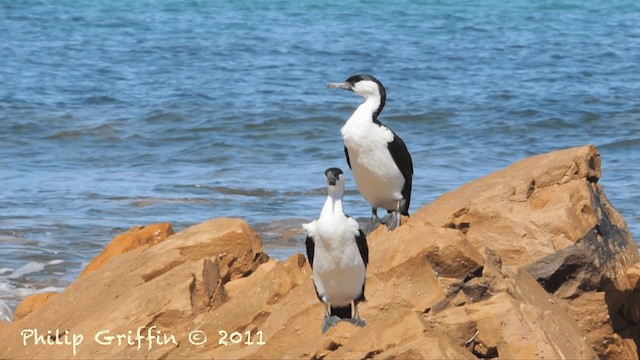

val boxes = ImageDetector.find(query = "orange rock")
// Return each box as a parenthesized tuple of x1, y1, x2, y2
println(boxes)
(0, 218, 267, 359)
(0, 146, 637, 359)
(14, 292, 58, 321)
(79, 222, 174, 278)
(567, 291, 637, 359)
(415, 145, 605, 266)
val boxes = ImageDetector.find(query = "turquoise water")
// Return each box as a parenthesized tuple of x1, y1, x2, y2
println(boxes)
(1, 1, 639, 311)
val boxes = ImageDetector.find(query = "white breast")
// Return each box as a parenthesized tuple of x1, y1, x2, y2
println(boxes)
(304, 216, 365, 306)
(341, 108, 405, 211)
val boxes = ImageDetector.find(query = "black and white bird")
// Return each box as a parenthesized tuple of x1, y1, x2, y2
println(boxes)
(303, 167, 369, 334)
(329, 74, 414, 230)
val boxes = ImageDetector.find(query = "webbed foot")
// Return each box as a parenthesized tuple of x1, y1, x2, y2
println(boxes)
(322, 315, 342, 334)
(345, 316, 367, 327)
(382, 211, 401, 230)
(362, 220, 381, 235)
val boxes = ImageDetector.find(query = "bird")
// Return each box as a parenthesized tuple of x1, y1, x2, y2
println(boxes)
(328, 74, 413, 230)
(303, 167, 369, 334)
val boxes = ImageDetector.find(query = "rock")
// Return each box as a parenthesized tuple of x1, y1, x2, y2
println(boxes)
(525, 184, 638, 298)
(0, 145, 637, 359)
(566, 292, 636, 359)
(377, 335, 477, 359)
(626, 262, 640, 290)
(415, 145, 639, 357)
(415, 145, 607, 267)
(524, 236, 603, 299)
(14, 292, 58, 321)
(80, 222, 175, 278)
(0, 218, 267, 359)
(426, 263, 597, 358)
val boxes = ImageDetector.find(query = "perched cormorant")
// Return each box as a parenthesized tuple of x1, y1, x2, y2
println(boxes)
(329, 74, 413, 230)
(303, 167, 368, 333)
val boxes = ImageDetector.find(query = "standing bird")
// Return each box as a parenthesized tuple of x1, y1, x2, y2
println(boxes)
(303, 168, 369, 334)
(328, 74, 413, 230)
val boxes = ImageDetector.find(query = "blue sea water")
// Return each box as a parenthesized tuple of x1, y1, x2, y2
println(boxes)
(1, 0, 639, 312)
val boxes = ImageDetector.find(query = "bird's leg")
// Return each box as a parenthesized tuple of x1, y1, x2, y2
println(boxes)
(385, 201, 402, 230)
(322, 303, 342, 334)
(371, 208, 380, 223)
(345, 302, 366, 327)
(362, 209, 381, 234)
(371, 207, 382, 224)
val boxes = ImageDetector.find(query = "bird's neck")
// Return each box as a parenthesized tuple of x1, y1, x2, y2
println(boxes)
(341, 99, 380, 139)
(348, 95, 383, 124)
(361, 95, 381, 118)
(320, 191, 344, 218)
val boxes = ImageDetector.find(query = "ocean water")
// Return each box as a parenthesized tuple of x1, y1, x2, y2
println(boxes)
(1, 0, 639, 313)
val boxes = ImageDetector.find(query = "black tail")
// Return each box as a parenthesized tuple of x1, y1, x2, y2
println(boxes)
(387, 198, 410, 217)
(330, 304, 352, 319)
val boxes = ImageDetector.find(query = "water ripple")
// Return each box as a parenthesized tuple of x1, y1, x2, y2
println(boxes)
(1, 0, 639, 310)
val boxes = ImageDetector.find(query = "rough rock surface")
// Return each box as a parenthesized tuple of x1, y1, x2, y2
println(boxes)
(0, 145, 638, 359)
(80, 222, 175, 278)
(13, 293, 58, 321)
(12, 224, 177, 322)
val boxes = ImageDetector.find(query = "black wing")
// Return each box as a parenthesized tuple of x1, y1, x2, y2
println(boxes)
(355, 228, 368, 303)
(387, 130, 413, 215)
(304, 236, 322, 302)
(344, 146, 352, 169)
(306, 235, 324, 302)
(355, 229, 369, 267)
(305, 235, 315, 269)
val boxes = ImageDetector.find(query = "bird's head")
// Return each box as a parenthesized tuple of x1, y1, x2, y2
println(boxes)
(324, 167, 345, 194)
(328, 74, 386, 118)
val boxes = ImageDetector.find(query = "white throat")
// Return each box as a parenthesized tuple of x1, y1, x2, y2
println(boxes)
(342, 100, 378, 138)
(321, 188, 344, 218)
(360, 95, 380, 117)
(352, 80, 382, 111)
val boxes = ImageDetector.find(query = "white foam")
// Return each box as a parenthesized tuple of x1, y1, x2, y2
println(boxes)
(7, 262, 46, 279)
(15, 286, 64, 298)
(0, 281, 14, 292)
(0, 300, 13, 322)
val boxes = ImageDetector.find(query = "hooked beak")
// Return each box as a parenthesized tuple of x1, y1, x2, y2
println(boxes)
(328, 82, 352, 91)
(325, 174, 338, 186)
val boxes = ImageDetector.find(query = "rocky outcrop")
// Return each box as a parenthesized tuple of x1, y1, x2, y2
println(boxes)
(13, 293, 58, 321)
(80, 222, 175, 278)
(10, 223, 177, 322)
(0, 145, 638, 359)
(413, 145, 640, 358)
